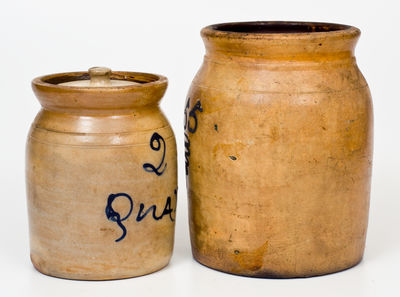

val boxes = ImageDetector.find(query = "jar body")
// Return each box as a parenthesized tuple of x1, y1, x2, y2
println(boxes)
(26, 106, 177, 280)
(186, 40, 373, 277)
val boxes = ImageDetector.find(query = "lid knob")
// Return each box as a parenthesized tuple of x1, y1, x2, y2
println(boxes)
(57, 67, 138, 87)
(89, 67, 112, 86)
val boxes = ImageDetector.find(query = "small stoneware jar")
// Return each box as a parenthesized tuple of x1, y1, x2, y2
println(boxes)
(185, 22, 373, 278)
(27, 67, 177, 280)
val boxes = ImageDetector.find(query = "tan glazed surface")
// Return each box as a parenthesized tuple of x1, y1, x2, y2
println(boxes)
(27, 68, 177, 280)
(185, 22, 373, 278)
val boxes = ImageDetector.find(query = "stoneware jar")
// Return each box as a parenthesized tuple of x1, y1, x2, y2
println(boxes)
(185, 22, 373, 278)
(27, 67, 177, 280)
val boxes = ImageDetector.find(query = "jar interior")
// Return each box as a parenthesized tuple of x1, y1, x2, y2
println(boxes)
(211, 22, 350, 34)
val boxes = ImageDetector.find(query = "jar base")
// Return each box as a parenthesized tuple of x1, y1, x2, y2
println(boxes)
(192, 250, 363, 278)
(31, 253, 171, 281)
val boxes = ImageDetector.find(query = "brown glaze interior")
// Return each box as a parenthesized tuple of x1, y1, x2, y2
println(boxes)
(210, 22, 351, 34)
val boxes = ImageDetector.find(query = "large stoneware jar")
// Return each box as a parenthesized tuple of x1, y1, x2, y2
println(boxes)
(185, 22, 373, 278)
(27, 67, 177, 280)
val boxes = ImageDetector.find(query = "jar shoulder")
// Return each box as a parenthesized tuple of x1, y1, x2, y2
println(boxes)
(27, 107, 175, 147)
(185, 58, 373, 147)
(190, 57, 370, 95)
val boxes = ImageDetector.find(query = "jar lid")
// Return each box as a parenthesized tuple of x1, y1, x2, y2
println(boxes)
(59, 67, 138, 87)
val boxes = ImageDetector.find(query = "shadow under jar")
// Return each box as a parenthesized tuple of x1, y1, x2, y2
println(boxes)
(185, 22, 373, 278)
(27, 68, 177, 280)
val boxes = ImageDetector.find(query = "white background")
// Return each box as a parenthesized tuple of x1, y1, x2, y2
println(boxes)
(0, 0, 399, 296)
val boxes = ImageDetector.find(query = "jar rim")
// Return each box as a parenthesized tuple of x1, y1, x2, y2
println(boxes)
(32, 71, 167, 91)
(202, 21, 360, 40)
(31, 71, 168, 114)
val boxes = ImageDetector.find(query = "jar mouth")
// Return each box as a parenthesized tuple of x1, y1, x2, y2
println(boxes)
(203, 21, 360, 39)
(31, 71, 168, 114)
(201, 21, 360, 61)
(211, 21, 351, 34)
